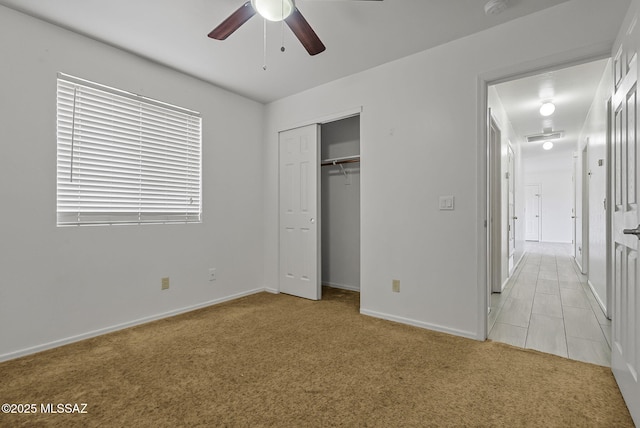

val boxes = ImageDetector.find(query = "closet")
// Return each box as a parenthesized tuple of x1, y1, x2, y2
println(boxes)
(320, 115, 361, 292)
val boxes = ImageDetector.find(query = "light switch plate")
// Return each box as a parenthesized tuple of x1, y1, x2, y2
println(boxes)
(439, 195, 455, 210)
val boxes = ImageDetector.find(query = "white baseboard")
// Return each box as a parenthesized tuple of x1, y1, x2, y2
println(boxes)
(574, 258, 583, 273)
(513, 252, 525, 273)
(264, 287, 279, 294)
(500, 277, 510, 292)
(323, 281, 360, 292)
(359, 307, 479, 341)
(587, 279, 608, 317)
(0, 287, 266, 363)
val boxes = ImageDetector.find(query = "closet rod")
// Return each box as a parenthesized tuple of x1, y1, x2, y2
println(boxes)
(320, 155, 360, 167)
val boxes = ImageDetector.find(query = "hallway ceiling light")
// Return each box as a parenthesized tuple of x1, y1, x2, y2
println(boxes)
(542, 141, 554, 150)
(539, 102, 556, 117)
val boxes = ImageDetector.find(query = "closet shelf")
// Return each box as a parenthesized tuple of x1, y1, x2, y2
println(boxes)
(320, 155, 360, 167)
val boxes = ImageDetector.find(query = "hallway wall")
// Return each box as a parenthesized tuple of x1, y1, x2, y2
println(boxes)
(488, 86, 526, 286)
(578, 60, 612, 315)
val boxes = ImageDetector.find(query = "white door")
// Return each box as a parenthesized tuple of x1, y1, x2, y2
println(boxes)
(279, 124, 321, 300)
(489, 114, 502, 293)
(507, 145, 516, 264)
(612, 52, 640, 422)
(525, 184, 540, 241)
(581, 145, 589, 274)
(573, 155, 578, 260)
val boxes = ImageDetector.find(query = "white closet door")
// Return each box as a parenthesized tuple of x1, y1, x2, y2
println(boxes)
(279, 124, 321, 300)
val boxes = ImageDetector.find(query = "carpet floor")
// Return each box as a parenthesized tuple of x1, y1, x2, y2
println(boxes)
(0, 287, 634, 427)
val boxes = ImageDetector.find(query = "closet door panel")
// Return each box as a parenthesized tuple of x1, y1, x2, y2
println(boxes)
(279, 124, 321, 300)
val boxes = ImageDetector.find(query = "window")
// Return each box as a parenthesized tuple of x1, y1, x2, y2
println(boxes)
(56, 73, 202, 226)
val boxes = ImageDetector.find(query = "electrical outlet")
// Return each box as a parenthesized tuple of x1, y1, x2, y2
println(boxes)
(208, 268, 217, 282)
(392, 279, 400, 293)
(161, 277, 170, 290)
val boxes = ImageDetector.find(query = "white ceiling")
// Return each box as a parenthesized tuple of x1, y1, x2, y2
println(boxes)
(493, 59, 610, 164)
(0, 0, 572, 103)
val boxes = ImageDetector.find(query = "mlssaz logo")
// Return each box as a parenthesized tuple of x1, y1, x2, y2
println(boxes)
(40, 403, 88, 414)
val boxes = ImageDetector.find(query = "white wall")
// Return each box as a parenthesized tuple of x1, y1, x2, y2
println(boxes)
(263, 0, 627, 339)
(578, 60, 612, 314)
(525, 155, 574, 243)
(0, 6, 265, 360)
(321, 117, 361, 291)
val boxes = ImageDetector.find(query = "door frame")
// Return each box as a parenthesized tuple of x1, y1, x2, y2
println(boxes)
(606, 97, 613, 319)
(477, 50, 611, 340)
(277, 107, 363, 300)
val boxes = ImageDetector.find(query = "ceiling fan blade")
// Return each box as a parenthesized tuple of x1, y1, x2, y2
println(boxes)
(284, 8, 326, 56)
(208, 1, 256, 40)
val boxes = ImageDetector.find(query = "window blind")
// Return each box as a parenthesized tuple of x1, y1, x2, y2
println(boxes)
(56, 73, 202, 226)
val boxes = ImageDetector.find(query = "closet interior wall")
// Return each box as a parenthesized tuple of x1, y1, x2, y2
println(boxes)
(321, 116, 361, 292)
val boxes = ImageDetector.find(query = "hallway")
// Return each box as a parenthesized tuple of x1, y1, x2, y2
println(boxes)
(488, 242, 611, 366)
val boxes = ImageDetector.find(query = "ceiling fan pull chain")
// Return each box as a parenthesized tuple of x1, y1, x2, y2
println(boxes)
(262, 18, 267, 70)
(280, 0, 286, 52)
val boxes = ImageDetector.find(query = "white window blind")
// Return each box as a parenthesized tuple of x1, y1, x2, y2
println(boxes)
(56, 73, 202, 226)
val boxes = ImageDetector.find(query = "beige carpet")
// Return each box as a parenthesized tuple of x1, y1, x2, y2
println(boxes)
(0, 287, 634, 427)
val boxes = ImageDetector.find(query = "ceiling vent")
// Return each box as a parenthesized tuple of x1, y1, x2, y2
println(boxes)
(484, 0, 509, 16)
(526, 131, 564, 143)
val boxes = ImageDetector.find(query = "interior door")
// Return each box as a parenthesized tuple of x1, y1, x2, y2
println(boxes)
(581, 145, 589, 274)
(489, 114, 502, 293)
(507, 144, 516, 264)
(573, 155, 578, 260)
(612, 51, 640, 423)
(279, 124, 321, 300)
(525, 184, 540, 241)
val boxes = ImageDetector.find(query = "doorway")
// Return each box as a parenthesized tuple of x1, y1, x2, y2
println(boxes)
(485, 58, 612, 366)
(320, 116, 361, 293)
(278, 114, 361, 301)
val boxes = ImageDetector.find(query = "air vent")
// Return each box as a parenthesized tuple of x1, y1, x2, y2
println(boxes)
(484, 0, 509, 15)
(526, 131, 564, 143)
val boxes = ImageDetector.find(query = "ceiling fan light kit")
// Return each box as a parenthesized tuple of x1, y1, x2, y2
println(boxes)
(251, 0, 293, 22)
(208, 0, 381, 57)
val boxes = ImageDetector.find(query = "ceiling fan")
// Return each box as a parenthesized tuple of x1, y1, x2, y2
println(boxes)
(208, 0, 382, 56)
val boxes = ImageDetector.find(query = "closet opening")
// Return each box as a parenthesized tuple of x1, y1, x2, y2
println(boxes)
(320, 115, 361, 301)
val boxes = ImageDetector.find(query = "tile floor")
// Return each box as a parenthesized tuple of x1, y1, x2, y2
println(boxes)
(488, 242, 612, 366)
